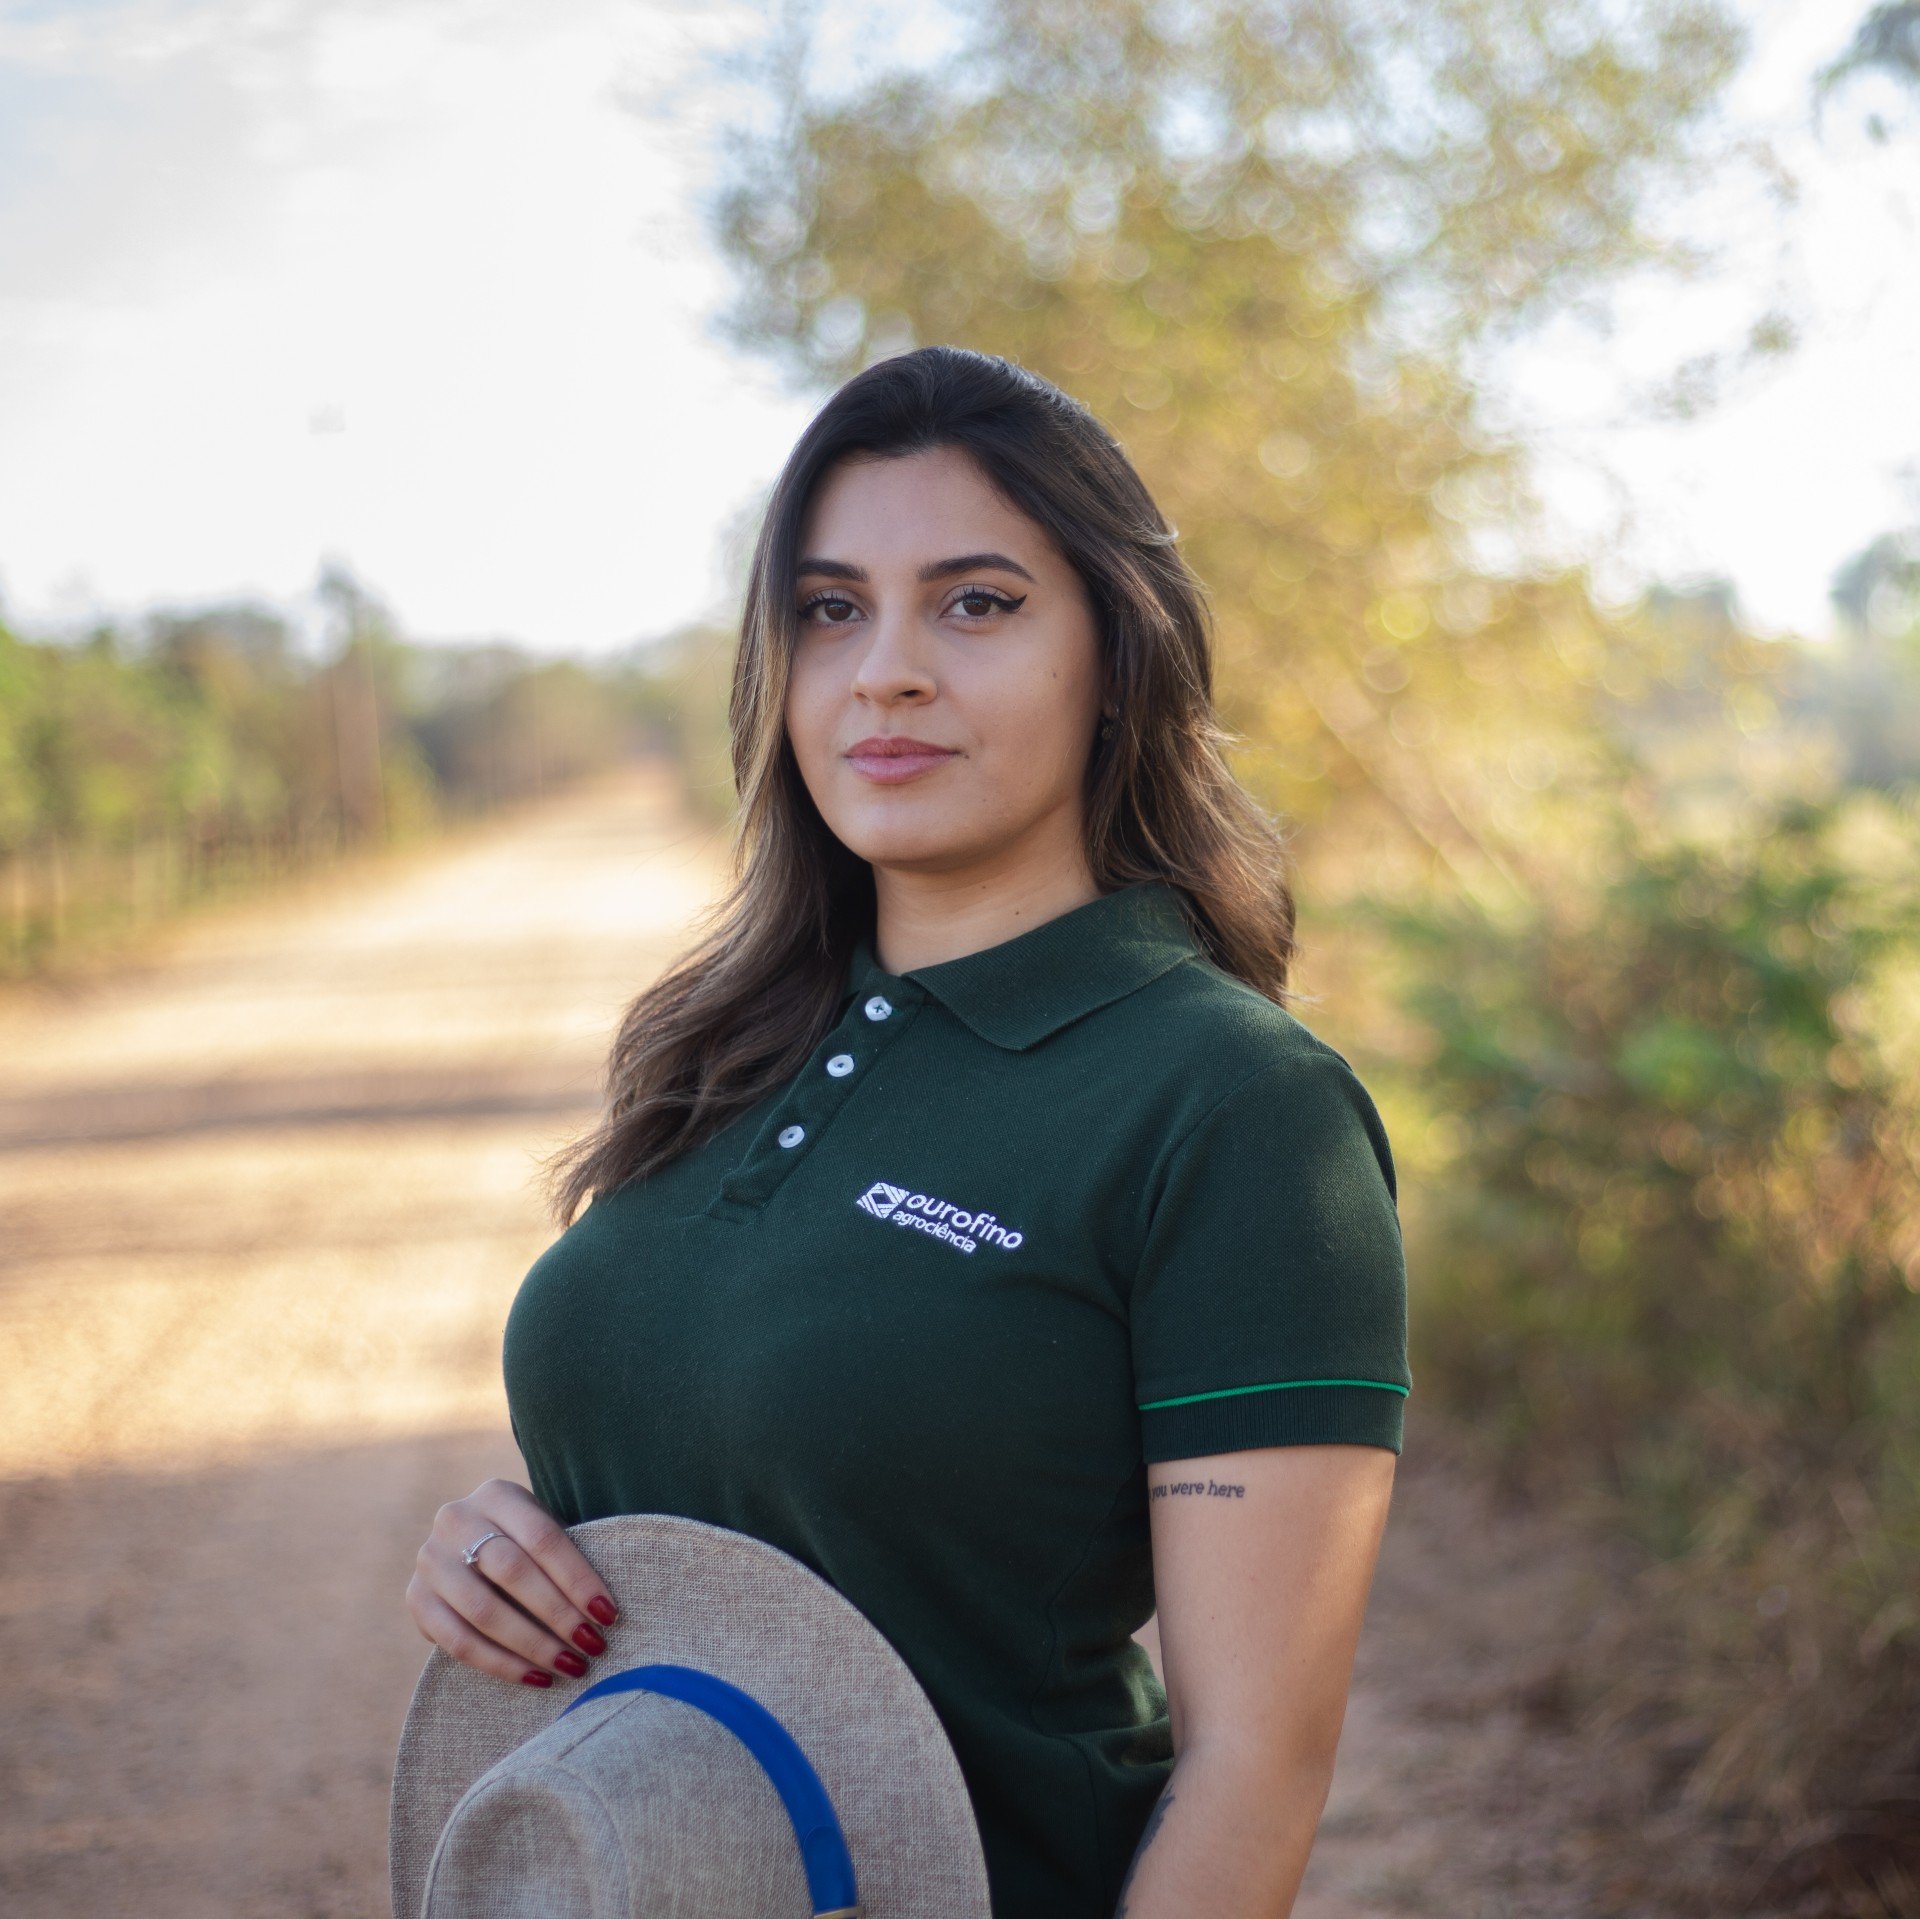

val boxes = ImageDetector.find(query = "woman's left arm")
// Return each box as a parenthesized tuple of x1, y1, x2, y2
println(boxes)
(1116, 1441, 1398, 1918)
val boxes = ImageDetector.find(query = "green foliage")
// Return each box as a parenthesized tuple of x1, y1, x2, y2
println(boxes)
(626, 621, 743, 826)
(0, 589, 676, 977)
(1371, 783, 1920, 1483)
(1358, 776, 1920, 1895)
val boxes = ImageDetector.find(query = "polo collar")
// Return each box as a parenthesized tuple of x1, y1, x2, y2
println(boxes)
(840, 879, 1203, 1052)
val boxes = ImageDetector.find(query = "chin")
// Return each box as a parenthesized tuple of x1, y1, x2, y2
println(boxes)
(839, 820, 999, 873)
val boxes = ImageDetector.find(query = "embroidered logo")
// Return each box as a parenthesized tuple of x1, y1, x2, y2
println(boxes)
(855, 1180, 1024, 1256)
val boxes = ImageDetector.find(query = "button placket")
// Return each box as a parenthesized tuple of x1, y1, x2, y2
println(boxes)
(705, 975, 920, 1217)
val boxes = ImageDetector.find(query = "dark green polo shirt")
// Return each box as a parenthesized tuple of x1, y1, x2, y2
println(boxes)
(502, 878, 1410, 1919)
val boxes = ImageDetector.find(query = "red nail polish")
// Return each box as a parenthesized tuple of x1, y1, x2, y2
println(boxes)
(573, 1622, 607, 1657)
(588, 1596, 618, 1627)
(521, 1670, 553, 1688)
(554, 1650, 589, 1677)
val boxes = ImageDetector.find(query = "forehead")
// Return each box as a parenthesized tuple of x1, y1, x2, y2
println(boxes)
(798, 446, 1053, 569)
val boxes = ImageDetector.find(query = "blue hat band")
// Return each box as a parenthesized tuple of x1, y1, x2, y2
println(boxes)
(558, 1662, 859, 1918)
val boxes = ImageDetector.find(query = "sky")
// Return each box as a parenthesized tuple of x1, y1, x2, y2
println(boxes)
(0, 0, 1916, 659)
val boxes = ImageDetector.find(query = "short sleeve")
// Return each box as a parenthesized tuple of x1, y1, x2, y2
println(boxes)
(1130, 1045, 1411, 1461)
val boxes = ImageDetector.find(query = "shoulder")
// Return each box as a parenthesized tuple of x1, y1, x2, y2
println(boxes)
(1126, 949, 1369, 1096)
(1119, 955, 1398, 1204)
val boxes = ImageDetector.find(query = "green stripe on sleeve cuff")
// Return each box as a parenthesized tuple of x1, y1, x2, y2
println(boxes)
(1137, 1377, 1409, 1410)
(1139, 1379, 1407, 1460)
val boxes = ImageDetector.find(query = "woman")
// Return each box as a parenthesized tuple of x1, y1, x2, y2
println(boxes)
(404, 344, 1411, 1918)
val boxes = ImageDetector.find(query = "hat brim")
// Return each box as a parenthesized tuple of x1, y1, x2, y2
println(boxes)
(389, 1511, 991, 1919)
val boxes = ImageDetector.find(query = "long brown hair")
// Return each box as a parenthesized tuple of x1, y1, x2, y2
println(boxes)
(537, 344, 1297, 1227)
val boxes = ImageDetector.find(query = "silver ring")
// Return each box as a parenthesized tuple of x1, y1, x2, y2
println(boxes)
(462, 1528, 505, 1568)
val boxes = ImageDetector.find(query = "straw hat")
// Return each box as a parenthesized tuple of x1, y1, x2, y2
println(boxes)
(389, 1512, 992, 1919)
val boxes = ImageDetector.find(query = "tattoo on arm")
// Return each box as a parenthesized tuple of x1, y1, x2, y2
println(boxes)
(1115, 1785, 1175, 1916)
(1149, 1477, 1246, 1501)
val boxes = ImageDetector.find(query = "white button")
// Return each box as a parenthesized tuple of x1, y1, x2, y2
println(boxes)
(826, 1053, 855, 1078)
(864, 995, 892, 1021)
(777, 1124, 806, 1148)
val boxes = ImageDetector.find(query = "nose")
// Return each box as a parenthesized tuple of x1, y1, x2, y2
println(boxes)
(847, 603, 937, 706)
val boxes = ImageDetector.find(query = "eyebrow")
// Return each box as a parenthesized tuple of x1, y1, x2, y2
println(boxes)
(794, 550, 1037, 586)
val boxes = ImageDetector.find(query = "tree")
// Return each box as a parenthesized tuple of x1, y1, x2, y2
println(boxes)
(700, 0, 1759, 907)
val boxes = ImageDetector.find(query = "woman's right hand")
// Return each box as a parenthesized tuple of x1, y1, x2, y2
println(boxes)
(406, 1478, 623, 1689)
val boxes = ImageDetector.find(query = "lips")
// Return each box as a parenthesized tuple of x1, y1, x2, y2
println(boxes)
(846, 736, 954, 757)
(844, 737, 960, 784)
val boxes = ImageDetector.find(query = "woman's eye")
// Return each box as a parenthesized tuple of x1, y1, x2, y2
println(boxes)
(952, 589, 1025, 620)
(798, 594, 860, 624)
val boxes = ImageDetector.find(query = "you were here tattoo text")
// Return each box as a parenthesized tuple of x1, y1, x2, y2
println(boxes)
(1150, 1476, 1246, 1501)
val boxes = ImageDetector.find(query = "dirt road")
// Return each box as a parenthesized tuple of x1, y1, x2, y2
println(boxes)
(0, 760, 1635, 1917)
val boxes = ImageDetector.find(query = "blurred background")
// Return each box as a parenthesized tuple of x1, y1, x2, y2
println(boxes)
(2, 0, 1917, 1914)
